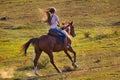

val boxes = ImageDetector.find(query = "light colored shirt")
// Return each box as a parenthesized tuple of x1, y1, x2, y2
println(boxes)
(50, 14, 59, 29)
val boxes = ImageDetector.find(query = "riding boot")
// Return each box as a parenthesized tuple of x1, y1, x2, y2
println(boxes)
(64, 38, 67, 50)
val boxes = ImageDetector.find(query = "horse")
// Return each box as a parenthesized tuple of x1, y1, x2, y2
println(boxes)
(21, 21, 78, 76)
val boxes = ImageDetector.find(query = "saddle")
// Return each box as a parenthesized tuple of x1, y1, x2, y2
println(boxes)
(48, 29, 64, 44)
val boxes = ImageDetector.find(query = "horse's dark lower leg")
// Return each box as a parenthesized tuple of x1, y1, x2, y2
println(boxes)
(34, 48, 42, 76)
(68, 46, 78, 68)
(64, 50, 73, 63)
(34, 53, 41, 67)
(68, 46, 76, 63)
(47, 52, 62, 73)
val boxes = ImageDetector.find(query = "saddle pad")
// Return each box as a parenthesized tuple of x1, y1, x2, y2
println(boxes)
(48, 29, 64, 44)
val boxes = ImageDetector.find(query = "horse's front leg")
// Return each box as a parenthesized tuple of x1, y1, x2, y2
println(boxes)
(68, 46, 78, 68)
(64, 50, 74, 63)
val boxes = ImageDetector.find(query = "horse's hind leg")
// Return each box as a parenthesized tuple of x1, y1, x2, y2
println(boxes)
(34, 48, 42, 76)
(46, 52, 62, 73)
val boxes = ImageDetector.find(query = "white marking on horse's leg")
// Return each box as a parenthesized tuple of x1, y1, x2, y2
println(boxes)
(72, 62, 78, 68)
(58, 69, 62, 73)
(34, 67, 40, 76)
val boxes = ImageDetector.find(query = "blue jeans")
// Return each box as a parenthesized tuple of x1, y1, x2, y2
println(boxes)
(50, 28, 67, 39)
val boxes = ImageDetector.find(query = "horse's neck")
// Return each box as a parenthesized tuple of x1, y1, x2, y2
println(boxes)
(65, 27, 71, 34)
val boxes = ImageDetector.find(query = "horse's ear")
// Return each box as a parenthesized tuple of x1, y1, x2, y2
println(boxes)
(62, 22, 65, 25)
(70, 21, 73, 24)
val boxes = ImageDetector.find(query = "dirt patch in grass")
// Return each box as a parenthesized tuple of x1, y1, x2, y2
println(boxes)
(0, 68, 15, 79)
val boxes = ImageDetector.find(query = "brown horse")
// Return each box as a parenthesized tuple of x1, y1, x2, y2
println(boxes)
(22, 21, 78, 76)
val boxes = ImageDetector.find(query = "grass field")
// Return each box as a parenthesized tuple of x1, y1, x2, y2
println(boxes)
(0, 0, 120, 80)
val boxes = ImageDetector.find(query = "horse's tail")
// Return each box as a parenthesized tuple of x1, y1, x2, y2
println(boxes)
(21, 38, 38, 56)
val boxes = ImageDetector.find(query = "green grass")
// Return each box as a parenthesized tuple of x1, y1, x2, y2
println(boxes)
(0, 0, 120, 80)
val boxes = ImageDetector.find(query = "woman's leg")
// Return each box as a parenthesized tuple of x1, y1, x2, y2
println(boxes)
(54, 28, 68, 50)
(55, 28, 67, 38)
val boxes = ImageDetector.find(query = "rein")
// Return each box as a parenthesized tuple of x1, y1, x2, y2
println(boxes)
(60, 24, 71, 30)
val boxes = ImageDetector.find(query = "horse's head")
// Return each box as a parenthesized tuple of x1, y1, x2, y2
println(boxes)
(61, 21, 76, 37)
(69, 21, 76, 37)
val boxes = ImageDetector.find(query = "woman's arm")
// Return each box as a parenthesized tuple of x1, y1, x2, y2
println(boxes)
(57, 21, 60, 27)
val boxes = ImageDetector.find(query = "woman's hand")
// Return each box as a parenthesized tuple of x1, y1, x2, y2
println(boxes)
(57, 21, 60, 27)
(57, 24, 60, 27)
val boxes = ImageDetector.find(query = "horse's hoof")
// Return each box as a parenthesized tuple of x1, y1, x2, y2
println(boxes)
(34, 72, 41, 76)
(74, 64, 78, 68)
(72, 63, 78, 68)
(58, 69, 62, 73)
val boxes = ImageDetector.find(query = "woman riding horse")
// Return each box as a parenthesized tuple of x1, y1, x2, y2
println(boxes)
(44, 7, 68, 50)
(21, 7, 78, 76)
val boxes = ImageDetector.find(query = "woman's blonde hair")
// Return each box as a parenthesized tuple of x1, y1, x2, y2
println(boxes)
(42, 7, 56, 25)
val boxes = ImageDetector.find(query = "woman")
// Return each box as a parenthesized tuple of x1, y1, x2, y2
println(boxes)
(43, 7, 67, 49)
